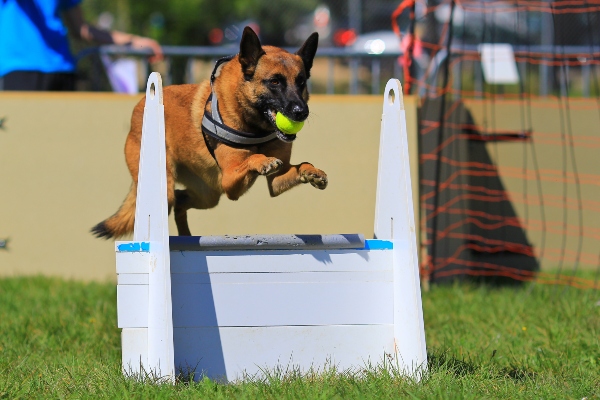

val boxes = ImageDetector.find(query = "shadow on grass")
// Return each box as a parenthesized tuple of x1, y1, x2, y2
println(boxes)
(501, 365, 536, 382)
(427, 350, 536, 382)
(427, 351, 477, 377)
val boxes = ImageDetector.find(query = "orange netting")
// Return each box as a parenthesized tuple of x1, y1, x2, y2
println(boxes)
(392, 0, 600, 289)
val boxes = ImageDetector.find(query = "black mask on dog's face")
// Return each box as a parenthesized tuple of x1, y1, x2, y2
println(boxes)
(238, 27, 319, 141)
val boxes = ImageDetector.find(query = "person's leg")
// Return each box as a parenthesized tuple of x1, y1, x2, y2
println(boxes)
(2, 71, 76, 91)
(1, 71, 43, 90)
(44, 72, 76, 91)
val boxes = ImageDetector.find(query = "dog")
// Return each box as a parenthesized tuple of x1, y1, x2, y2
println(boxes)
(92, 26, 328, 239)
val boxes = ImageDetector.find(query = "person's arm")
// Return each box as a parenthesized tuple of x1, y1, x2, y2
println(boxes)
(63, 5, 163, 62)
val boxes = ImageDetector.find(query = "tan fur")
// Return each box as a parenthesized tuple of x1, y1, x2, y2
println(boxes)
(92, 29, 327, 239)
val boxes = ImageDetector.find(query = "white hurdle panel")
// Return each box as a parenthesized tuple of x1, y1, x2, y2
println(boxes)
(115, 73, 427, 382)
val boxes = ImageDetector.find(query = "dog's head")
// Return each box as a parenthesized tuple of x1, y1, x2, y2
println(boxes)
(235, 26, 318, 142)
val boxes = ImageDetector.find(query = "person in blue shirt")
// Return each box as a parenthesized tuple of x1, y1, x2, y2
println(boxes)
(0, 0, 162, 91)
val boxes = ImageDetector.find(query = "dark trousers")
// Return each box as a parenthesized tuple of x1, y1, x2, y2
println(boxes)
(0, 70, 76, 91)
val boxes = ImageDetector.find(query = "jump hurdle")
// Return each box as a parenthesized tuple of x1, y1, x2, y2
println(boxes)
(115, 73, 427, 382)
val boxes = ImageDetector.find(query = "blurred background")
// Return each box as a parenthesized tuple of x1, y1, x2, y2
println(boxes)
(75, 0, 600, 98)
(76, 0, 407, 94)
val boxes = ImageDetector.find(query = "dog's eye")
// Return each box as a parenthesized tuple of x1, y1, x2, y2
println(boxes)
(270, 78, 280, 86)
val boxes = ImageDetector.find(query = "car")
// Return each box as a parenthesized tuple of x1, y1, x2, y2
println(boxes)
(351, 30, 402, 54)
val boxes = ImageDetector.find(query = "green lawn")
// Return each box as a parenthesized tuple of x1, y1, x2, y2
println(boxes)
(1, 276, 598, 399)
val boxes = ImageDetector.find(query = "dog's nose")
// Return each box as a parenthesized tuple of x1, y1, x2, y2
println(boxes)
(290, 104, 309, 121)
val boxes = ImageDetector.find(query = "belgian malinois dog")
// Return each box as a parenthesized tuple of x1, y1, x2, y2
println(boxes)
(92, 27, 327, 239)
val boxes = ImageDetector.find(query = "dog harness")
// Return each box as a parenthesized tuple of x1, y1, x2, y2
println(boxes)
(201, 55, 279, 147)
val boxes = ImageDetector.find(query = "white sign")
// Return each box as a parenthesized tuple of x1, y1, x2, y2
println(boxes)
(479, 44, 520, 84)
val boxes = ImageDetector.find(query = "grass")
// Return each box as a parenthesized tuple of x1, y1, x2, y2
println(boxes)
(0, 276, 598, 399)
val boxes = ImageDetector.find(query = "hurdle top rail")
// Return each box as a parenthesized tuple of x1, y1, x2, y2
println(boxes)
(115, 73, 427, 382)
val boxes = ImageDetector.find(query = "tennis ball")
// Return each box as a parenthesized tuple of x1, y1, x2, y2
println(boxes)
(275, 112, 304, 135)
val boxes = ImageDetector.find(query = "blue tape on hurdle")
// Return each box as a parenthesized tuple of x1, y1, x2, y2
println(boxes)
(363, 239, 393, 250)
(117, 242, 150, 252)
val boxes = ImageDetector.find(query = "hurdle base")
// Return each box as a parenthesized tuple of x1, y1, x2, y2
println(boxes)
(116, 238, 423, 382)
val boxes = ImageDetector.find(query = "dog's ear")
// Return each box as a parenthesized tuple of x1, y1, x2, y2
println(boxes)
(239, 26, 266, 79)
(296, 32, 319, 78)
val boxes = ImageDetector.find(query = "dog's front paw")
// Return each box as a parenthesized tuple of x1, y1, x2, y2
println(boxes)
(256, 157, 283, 176)
(300, 169, 328, 189)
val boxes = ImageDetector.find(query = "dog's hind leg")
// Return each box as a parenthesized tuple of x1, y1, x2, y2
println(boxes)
(173, 188, 223, 236)
(174, 189, 192, 236)
(172, 163, 223, 235)
(173, 186, 222, 236)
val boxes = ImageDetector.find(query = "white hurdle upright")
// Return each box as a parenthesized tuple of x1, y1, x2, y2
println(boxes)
(115, 73, 427, 382)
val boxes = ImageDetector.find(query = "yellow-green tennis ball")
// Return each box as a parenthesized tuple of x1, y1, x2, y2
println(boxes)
(276, 112, 304, 135)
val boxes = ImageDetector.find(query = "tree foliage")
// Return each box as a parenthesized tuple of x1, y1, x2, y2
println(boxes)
(81, 0, 320, 46)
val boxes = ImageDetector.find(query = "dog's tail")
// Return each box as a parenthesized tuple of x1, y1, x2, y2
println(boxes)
(91, 184, 137, 239)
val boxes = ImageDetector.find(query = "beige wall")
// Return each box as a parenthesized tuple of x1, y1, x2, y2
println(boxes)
(464, 98, 599, 270)
(0, 92, 418, 281)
